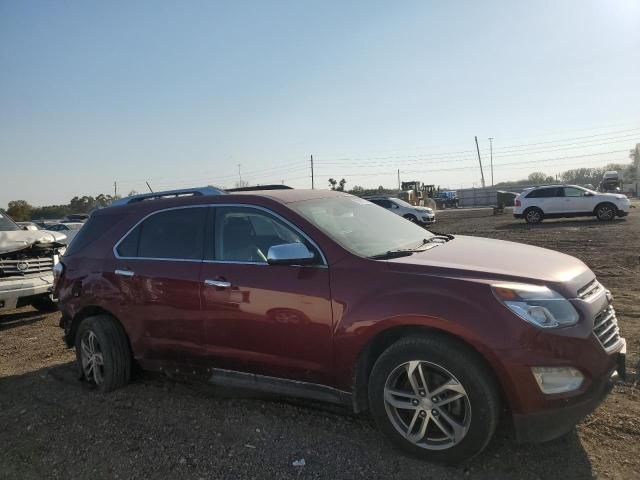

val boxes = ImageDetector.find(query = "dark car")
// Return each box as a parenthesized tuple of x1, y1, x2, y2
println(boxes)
(55, 187, 626, 464)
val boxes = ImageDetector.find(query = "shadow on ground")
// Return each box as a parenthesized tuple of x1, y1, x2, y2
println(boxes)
(0, 309, 48, 331)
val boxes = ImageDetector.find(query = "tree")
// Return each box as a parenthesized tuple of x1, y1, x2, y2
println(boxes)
(6, 200, 32, 221)
(527, 172, 554, 184)
(235, 180, 249, 188)
(328, 178, 347, 191)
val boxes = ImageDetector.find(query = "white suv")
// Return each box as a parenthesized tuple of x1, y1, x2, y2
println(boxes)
(514, 185, 630, 224)
(366, 196, 436, 225)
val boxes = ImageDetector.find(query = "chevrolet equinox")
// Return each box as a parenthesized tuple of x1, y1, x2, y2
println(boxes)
(55, 187, 627, 464)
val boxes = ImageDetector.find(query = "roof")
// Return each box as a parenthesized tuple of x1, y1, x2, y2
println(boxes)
(228, 188, 351, 203)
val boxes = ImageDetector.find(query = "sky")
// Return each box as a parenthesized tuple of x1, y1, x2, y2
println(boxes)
(1, 0, 639, 207)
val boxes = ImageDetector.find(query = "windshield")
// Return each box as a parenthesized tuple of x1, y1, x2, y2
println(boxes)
(0, 210, 20, 232)
(290, 196, 434, 258)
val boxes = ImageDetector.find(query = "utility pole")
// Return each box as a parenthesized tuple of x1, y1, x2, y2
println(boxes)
(474, 136, 486, 188)
(238, 164, 242, 185)
(397, 169, 401, 191)
(114, 181, 117, 197)
(488, 137, 494, 186)
(310, 155, 314, 189)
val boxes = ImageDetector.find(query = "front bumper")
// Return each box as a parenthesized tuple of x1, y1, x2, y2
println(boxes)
(513, 341, 625, 442)
(0, 274, 53, 310)
(419, 216, 436, 225)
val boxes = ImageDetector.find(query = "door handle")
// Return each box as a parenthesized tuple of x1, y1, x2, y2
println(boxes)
(204, 279, 231, 288)
(115, 269, 135, 277)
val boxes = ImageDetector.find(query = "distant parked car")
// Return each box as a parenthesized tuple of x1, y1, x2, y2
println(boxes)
(45, 222, 84, 243)
(62, 213, 90, 223)
(514, 185, 630, 224)
(16, 222, 40, 231)
(365, 196, 435, 225)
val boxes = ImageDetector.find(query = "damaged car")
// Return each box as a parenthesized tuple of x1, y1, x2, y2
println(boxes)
(1, 209, 67, 312)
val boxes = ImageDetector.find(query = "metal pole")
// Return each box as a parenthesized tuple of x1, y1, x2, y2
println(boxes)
(489, 138, 494, 187)
(114, 181, 117, 197)
(397, 169, 401, 190)
(311, 155, 314, 189)
(474, 136, 486, 188)
(238, 164, 242, 184)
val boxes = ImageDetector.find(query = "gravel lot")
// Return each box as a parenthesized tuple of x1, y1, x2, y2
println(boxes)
(1, 204, 639, 480)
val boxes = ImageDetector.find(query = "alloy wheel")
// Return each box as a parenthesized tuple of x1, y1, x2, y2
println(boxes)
(383, 360, 471, 450)
(597, 205, 614, 220)
(526, 210, 541, 223)
(80, 330, 104, 385)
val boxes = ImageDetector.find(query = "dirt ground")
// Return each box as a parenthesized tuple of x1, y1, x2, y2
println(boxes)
(1, 203, 639, 480)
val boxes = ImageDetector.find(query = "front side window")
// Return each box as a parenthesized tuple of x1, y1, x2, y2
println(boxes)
(116, 207, 206, 259)
(371, 199, 393, 209)
(214, 207, 307, 263)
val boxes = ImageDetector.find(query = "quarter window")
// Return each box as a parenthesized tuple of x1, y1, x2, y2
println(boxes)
(116, 207, 206, 259)
(564, 187, 585, 197)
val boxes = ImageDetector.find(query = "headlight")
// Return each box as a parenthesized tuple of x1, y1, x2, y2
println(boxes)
(492, 283, 579, 328)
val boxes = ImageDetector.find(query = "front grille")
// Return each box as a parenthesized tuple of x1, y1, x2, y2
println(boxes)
(593, 305, 621, 351)
(0, 257, 54, 277)
(578, 279, 602, 300)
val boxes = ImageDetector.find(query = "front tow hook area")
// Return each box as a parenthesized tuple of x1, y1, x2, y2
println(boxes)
(615, 338, 627, 382)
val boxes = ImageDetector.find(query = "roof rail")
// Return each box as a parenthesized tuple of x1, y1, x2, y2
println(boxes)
(111, 186, 227, 206)
(226, 184, 293, 192)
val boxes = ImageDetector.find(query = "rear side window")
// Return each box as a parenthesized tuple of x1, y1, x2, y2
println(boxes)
(527, 188, 561, 198)
(116, 207, 207, 260)
(65, 213, 122, 256)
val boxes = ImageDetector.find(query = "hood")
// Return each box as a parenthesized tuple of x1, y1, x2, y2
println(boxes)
(602, 193, 627, 200)
(415, 206, 433, 212)
(389, 235, 589, 284)
(0, 230, 68, 255)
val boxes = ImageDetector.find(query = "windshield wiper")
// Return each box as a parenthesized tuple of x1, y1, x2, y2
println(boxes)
(369, 239, 437, 260)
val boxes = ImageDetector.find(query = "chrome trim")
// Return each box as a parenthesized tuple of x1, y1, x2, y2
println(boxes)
(113, 203, 328, 266)
(204, 279, 231, 288)
(115, 269, 134, 277)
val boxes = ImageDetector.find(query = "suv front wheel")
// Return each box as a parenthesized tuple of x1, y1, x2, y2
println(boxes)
(368, 335, 499, 464)
(75, 314, 131, 392)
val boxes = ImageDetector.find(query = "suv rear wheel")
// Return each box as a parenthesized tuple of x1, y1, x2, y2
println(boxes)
(75, 314, 131, 392)
(524, 207, 543, 224)
(368, 335, 499, 464)
(595, 203, 616, 221)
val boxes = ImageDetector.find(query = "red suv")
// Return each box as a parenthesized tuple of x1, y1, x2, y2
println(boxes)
(55, 187, 626, 464)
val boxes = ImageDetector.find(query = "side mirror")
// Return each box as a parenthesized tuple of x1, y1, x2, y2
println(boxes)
(267, 243, 316, 266)
(584, 192, 594, 197)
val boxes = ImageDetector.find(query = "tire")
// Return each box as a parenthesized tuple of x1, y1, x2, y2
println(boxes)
(75, 314, 131, 392)
(524, 207, 543, 224)
(404, 214, 418, 223)
(368, 335, 500, 464)
(595, 203, 616, 221)
(31, 295, 58, 313)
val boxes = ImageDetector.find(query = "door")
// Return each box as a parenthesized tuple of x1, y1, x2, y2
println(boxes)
(537, 187, 564, 213)
(111, 206, 207, 365)
(199, 205, 334, 384)
(562, 187, 592, 213)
